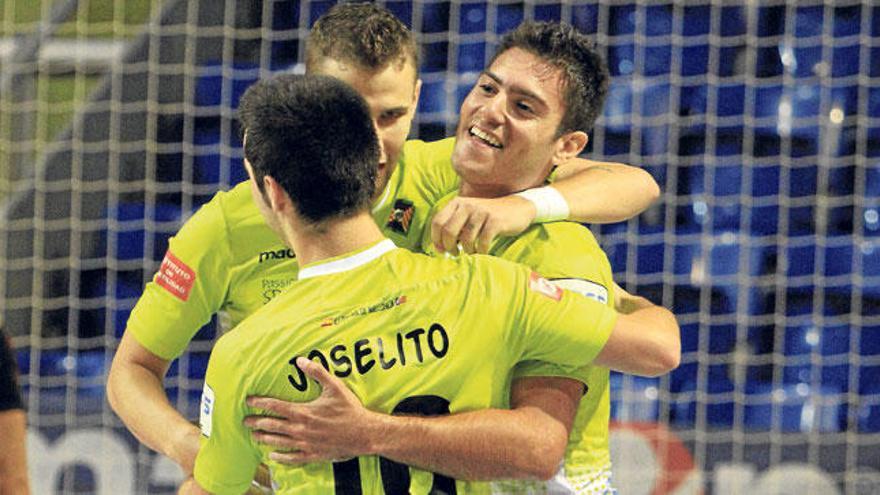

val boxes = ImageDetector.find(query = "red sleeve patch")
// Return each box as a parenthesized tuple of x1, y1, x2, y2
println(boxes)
(155, 251, 196, 301)
(528, 272, 563, 301)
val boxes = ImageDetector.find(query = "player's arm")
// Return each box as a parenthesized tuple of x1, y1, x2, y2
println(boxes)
(107, 332, 201, 474)
(0, 330, 30, 495)
(245, 357, 571, 480)
(431, 158, 659, 253)
(177, 478, 210, 495)
(593, 285, 681, 376)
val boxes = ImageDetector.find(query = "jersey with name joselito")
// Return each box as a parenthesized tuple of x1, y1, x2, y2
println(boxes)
(423, 193, 617, 494)
(193, 241, 618, 495)
(126, 138, 458, 360)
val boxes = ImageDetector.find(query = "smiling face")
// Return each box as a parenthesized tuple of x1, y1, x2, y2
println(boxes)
(452, 47, 586, 198)
(312, 57, 420, 201)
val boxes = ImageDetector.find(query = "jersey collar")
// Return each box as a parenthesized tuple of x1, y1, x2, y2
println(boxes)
(298, 239, 397, 280)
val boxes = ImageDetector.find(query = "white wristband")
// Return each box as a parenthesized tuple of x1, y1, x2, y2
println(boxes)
(516, 186, 570, 223)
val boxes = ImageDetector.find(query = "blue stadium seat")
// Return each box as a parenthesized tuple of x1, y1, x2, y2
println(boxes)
(418, 80, 448, 115)
(194, 62, 260, 110)
(781, 323, 851, 390)
(858, 383, 880, 433)
(456, 42, 485, 72)
(494, 3, 522, 34)
(458, 3, 485, 35)
(610, 372, 660, 422)
(108, 202, 183, 261)
(743, 382, 844, 432)
(571, 4, 599, 34)
(670, 365, 735, 427)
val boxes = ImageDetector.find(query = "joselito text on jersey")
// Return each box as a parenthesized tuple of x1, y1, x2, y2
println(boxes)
(287, 323, 450, 392)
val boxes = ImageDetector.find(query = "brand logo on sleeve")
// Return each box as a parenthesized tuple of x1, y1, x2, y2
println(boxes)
(199, 383, 215, 438)
(386, 199, 415, 235)
(529, 272, 563, 301)
(156, 251, 196, 301)
(551, 278, 609, 304)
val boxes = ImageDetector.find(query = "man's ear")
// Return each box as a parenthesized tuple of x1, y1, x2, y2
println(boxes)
(552, 131, 589, 164)
(263, 175, 291, 214)
(412, 78, 423, 111)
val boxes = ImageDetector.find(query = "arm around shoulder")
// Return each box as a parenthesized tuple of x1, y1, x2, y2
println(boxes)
(594, 288, 680, 377)
(551, 157, 661, 224)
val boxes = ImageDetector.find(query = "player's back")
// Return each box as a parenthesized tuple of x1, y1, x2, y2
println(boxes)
(199, 240, 617, 494)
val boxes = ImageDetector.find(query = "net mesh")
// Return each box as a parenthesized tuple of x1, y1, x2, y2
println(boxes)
(0, 1, 878, 493)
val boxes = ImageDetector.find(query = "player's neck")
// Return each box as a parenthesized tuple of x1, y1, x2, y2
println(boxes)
(283, 211, 385, 267)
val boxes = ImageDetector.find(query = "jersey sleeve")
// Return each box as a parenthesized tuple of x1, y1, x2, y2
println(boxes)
(126, 195, 234, 360)
(495, 225, 617, 383)
(512, 268, 618, 369)
(193, 336, 261, 494)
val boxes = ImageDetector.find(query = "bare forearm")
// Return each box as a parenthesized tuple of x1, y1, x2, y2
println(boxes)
(0, 409, 30, 495)
(552, 159, 660, 223)
(365, 407, 566, 481)
(107, 362, 199, 465)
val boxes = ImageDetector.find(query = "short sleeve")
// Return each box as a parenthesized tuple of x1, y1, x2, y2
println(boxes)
(193, 338, 261, 494)
(126, 196, 234, 360)
(516, 271, 618, 368)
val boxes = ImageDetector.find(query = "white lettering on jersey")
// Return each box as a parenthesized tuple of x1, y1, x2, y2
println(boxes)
(200, 383, 215, 438)
(552, 278, 609, 304)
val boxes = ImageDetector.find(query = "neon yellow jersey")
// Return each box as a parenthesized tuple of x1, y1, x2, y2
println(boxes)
(423, 193, 617, 494)
(193, 240, 618, 495)
(126, 138, 458, 360)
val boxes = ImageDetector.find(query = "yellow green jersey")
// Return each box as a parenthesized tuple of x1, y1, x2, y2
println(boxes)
(126, 138, 458, 360)
(193, 240, 618, 495)
(423, 194, 617, 494)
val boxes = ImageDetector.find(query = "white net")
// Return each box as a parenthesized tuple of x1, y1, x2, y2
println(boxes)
(0, 1, 877, 493)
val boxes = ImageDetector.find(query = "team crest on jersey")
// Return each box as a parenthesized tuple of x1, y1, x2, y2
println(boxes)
(529, 272, 563, 301)
(386, 199, 415, 235)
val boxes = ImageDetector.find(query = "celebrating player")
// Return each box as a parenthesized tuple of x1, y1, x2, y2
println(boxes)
(244, 21, 655, 493)
(179, 73, 679, 494)
(107, 2, 659, 479)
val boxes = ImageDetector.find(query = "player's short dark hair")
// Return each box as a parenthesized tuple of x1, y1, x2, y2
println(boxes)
(238, 74, 378, 225)
(492, 21, 609, 136)
(305, 2, 419, 75)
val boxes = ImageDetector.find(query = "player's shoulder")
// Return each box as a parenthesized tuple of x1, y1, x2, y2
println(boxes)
(493, 221, 611, 280)
(382, 248, 522, 289)
(402, 136, 456, 159)
(208, 181, 265, 231)
(498, 221, 600, 257)
(400, 138, 458, 180)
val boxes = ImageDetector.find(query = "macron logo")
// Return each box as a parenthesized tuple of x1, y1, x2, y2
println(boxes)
(156, 251, 196, 301)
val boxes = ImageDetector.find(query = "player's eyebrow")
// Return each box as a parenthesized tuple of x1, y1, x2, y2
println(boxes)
(482, 70, 549, 111)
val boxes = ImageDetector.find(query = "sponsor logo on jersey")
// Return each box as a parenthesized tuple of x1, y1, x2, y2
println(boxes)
(199, 383, 215, 438)
(288, 322, 450, 391)
(259, 248, 296, 263)
(156, 250, 196, 301)
(262, 277, 296, 304)
(529, 272, 563, 301)
(386, 199, 415, 235)
(321, 295, 407, 327)
(550, 278, 609, 304)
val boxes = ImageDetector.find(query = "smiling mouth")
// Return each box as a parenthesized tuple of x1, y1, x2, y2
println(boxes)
(468, 125, 503, 149)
